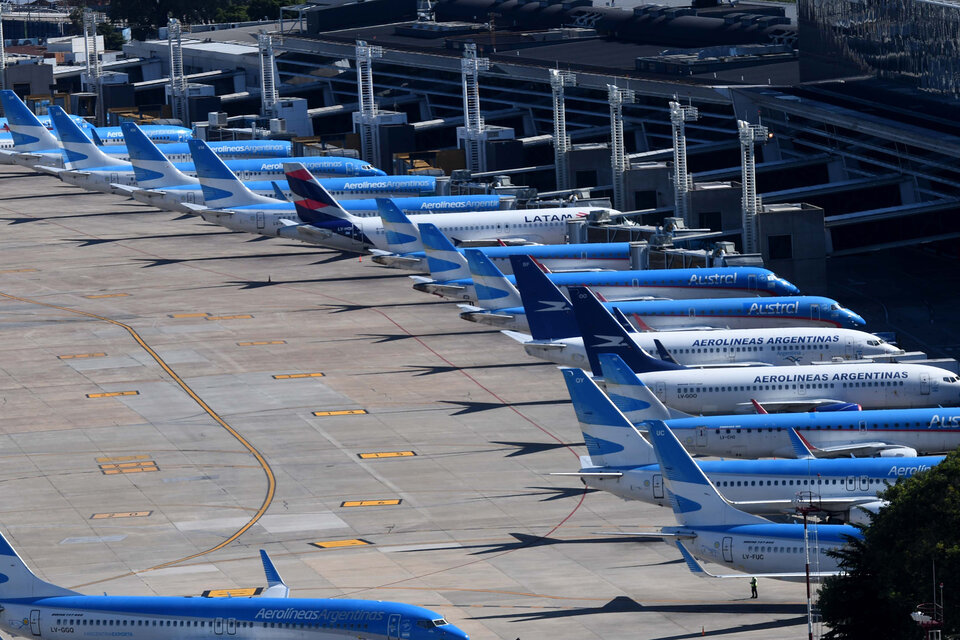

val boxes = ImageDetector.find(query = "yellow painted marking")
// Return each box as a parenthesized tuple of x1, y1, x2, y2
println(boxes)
(171, 313, 209, 318)
(207, 314, 253, 320)
(100, 461, 159, 475)
(310, 539, 371, 549)
(273, 372, 325, 379)
(313, 409, 367, 417)
(358, 451, 416, 459)
(96, 455, 151, 463)
(341, 499, 401, 507)
(87, 391, 139, 398)
(0, 289, 276, 588)
(0, 268, 38, 273)
(91, 511, 152, 519)
(85, 293, 130, 299)
(202, 588, 263, 598)
(59, 352, 107, 360)
(237, 340, 286, 346)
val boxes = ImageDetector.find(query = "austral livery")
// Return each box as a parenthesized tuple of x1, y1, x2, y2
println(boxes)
(0, 529, 468, 640)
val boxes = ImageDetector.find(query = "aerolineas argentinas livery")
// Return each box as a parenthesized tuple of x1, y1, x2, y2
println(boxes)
(637, 418, 862, 580)
(571, 286, 960, 414)
(0, 531, 468, 640)
(599, 352, 960, 458)
(503, 253, 900, 367)
(411, 223, 798, 301)
(283, 162, 612, 253)
(557, 367, 944, 524)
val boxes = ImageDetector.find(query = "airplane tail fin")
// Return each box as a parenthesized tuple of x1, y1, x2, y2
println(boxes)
(121, 122, 195, 188)
(645, 420, 768, 527)
(419, 223, 471, 281)
(0, 530, 79, 599)
(284, 162, 359, 225)
(510, 254, 579, 340)
(48, 106, 126, 169)
(0, 90, 60, 151)
(463, 249, 523, 311)
(596, 354, 674, 423)
(189, 139, 276, 208)
(568, 286, 684, 377)
(376, 198, 422, 254)
(561, 368, 656, 467)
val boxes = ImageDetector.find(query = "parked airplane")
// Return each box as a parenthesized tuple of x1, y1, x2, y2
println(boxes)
(502, 254, 902, 367)
(282, 162, 613, 253)
(410, 228, 798, 301)
(0, 93, 293, 169)
(557, 367, 942, 524)
(571, 287, 959, 414)
(371, 240, 639, 272)
(44, 121, 383, 193)
(457, 251, 865, 332)
(599, 351, 960, 457)
(0, 530, 468, 640)
(637, 417, 862, 580)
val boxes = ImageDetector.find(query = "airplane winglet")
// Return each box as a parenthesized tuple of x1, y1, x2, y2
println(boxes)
(750, 399, 769, 415)
(653, 339, 680, 365)
(259, 550, 290, 598)
(788, 428, 818, 459)
(675, 540, 710, 577)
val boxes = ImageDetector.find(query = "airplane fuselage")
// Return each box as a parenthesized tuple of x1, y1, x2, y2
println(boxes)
(634, 362, 960, 415)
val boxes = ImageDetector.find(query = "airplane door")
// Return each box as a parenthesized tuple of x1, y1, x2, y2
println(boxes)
(654, 382, 667, 401)
(859, 420, 867, 433)
(30, 610, 40, 636)
(696, 426, 708, 448)
(859, 476, 869, 491)
(110, 172, 119, 185)
(845, 336, 854, 359)
(688, 306, 696, 318)
(810, 304, 820, 321)
(846, 476, 856, 491)
(797, 383, 807, 396)
(214, 618, 223, 635)
(256, 211, 265, 230)
(653, 474, 664, 499)
(387, 614, 401, 640)
(748, 273, 757, 290)
(722, 537, 733, 563)
(921, 373, 930, 395)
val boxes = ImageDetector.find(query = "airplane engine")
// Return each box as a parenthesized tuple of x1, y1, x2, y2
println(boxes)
(848, 500, 886, 525)
(815, 402, 863, 412)
(879, 446, 919, 457)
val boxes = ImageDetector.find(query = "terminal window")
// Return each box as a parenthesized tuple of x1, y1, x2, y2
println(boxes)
(575, 170, 597, 189)
(767, 234, 793, 260)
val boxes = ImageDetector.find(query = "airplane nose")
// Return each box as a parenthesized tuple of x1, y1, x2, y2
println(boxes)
(847, 311, 866, 327)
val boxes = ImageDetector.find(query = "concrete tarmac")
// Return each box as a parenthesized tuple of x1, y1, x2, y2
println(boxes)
(0, 165, 808, 639)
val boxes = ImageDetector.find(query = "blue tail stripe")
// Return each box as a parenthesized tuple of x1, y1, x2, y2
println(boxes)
(561, 368, 634, 430)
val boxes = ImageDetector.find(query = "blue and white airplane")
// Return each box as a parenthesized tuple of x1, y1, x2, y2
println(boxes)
(0, 530, 468, 640)
(371, 240, 638, 273)
(635, 417, 863, 580)
(282, 163, 612, 253)
(111, 122, 428, 212)
(599, 351, 960, 457)
(410, 225, 798, 301)
(571, 287, 960, 414)
(0, 93, 291, 169)
(503, 254, 903, 368)
(42, 116, 383, 194)
(457, 250, 866, 332)
(557, 366, 943, 524)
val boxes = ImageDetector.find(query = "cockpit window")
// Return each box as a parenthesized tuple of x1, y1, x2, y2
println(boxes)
(830, 304, 841, 311)
(416, 619, 449, 629)
(433, 619, 448, 626)
(943, 377, 959, 383)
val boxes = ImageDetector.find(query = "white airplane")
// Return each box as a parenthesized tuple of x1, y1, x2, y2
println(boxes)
(503, 253, 903, 368)
(557, 367, 942, 524)
(600, 352, 960, 458)
(0, 529, 468, 640)
(628, 417, 862, 580)
(283, 162, 615, 253)
(571, 285, 960, 414)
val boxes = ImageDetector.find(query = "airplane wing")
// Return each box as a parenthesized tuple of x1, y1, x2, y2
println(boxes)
(733, 398, 846, 414)
(110, 184, 139, 196)
(805, 441, 914, 458)
(179, 202, 210, 214)
(455, 237, 532, 247)
(35, 165, 63, 176)
(675, 541, 841, 579)
(549, 471, 623, 478)
(410, 277, 467, 298)
(730, 496, 883, 514)
(500, 331, 568, 351)
(458, 304, 515, 327)
(598, 530, 697, 540)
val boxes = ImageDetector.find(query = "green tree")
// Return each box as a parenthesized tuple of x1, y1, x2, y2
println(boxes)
(97, 23, 126, 51)
(247, 0, 282, 21)
(818, 450, 960, 639)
